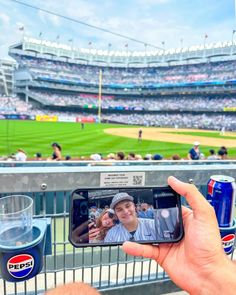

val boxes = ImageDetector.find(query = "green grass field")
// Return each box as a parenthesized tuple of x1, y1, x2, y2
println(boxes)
(0, 120, 236, 159)
(165, 130, 236, 140)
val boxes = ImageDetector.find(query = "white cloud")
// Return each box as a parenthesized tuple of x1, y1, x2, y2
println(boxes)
(0, 0, 234, 58)
(138, 0, 170, 4)
(0, 12, 10, 26)
(38, 10, 61, 27)
(16, 22, 25, 28)
(64, 0, 97, 19)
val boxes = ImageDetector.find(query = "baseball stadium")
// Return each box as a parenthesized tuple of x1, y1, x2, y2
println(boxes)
(1, 37, 236, 160)
(1, 1, 236, 295)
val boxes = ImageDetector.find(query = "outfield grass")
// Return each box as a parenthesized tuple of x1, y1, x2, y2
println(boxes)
(165, 131, 236, 140)
(0, 120, 235, 158)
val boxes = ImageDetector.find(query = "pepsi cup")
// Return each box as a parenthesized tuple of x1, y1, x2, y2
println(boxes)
(0, 195, 33, 247)
(0, 220, 47, 282)
(219, 219, 236, 255)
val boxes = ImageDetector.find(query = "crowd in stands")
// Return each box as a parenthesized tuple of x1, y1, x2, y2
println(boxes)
(103, 113, 236, 130)
(1, 147, 230, 162)
(16, 55, 236, 86)
(30, 91, 236, 111)
(0, 96, 235, 130)
(0, 95, 95, 118)
(0, 95, 31, 114)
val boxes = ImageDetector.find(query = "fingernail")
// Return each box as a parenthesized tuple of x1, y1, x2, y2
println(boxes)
(168, 176, 177, 182)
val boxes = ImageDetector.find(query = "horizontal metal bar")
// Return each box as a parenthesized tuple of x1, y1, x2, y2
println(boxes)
(0, 163, 236, 193)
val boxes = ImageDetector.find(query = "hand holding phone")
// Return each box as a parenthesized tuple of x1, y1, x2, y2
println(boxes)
(69, 186, 184, 247)
(88, 223, 101, 241)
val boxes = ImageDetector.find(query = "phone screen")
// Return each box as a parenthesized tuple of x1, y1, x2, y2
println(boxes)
(69, 187, 183, 247)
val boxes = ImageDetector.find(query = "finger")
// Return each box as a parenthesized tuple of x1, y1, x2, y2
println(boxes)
(89, 228, 99, 234)
(122, 241, 159, 261)
(89, 234, 98, 240)
(168, 176, 213, 219)
(181, 206, 192, 219)
(89, 230, 100, 238)
(88, 222, 95, 229)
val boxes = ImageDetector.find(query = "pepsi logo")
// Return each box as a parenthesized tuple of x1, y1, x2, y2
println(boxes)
(207, 179, 216, 196)
(222, 234, 235, 254)
(7, 254, 34, 279)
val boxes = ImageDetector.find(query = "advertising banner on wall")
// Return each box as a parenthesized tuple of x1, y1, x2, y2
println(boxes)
(6, 114, 21, 120)
(58, 116, 76, 122)
(76, 117, 95, 123)
(0, 114, 34, 120)
(224, 107, 236, 112)
(36, 115, 58, 122)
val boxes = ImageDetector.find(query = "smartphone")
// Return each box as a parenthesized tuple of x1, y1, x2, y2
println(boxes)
(69, 186, 184, 247)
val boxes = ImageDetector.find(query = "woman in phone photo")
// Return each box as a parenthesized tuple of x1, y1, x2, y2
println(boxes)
(89, 209, 117, 243)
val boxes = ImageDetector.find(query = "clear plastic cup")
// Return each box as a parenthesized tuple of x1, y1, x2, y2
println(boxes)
(0, 195, 33, 247)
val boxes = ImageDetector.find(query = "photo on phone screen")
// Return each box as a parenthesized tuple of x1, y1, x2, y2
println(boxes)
(69, 187, 183, 247)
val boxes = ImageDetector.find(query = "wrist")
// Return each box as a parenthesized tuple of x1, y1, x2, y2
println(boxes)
(199, 257, 236, 295)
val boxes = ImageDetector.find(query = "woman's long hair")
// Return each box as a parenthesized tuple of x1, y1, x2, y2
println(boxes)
(96, 209, 117, 241)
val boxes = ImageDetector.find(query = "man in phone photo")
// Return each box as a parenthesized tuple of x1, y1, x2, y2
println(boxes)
(104, 192, 177, 243)
(104, 192, 156, 242)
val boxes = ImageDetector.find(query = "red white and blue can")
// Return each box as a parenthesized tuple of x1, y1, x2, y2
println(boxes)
(207, 175, 236, 228)
(220, 222, 236, 255)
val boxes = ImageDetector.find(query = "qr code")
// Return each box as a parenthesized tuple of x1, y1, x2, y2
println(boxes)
(133, 175, 143, 185)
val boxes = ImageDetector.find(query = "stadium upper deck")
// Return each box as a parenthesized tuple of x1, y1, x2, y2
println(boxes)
(5, 38, 236, 129)
(9, 37, 236, 67)
(9, 37, 236, 94)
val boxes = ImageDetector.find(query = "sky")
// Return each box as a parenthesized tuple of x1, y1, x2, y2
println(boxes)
(0, 0, 236, 59)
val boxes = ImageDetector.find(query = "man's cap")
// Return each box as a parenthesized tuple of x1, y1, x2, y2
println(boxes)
(144, 153, 152, 160)
(218, 149, 225, 156)
(153, 154, 163, 160)
(110, 192, 134, 209)
(107, 153, 115, 159)
(135, 154, 142, 160)
(90, 154, 102, 161)
(193, 141, 200, 146)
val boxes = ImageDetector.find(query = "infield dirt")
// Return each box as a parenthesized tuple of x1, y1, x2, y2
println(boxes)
(104, 127, 236, 147)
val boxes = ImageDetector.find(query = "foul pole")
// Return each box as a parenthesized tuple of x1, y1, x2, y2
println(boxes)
(98, 69, 102, 123)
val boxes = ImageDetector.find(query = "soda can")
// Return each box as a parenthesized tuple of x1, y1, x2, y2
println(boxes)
(219, 219, 236, 255)
(207, 175, 236, 227)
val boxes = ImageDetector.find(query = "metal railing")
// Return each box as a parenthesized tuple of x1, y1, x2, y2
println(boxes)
(0, 162, 235, 295)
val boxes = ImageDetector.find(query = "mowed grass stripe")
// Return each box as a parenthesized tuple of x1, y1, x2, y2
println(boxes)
(0, 120, 236, 158)
(164, 131, 236, 140)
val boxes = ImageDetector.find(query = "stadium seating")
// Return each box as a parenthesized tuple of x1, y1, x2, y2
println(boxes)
(8, 51, 236, 130)
(14, 55, 236, 86)
(29, 90, 236, 111)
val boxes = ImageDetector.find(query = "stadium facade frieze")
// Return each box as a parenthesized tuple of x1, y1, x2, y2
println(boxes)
(9, 37, 236, 67)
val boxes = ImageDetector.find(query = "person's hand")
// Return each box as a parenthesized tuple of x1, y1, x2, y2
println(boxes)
(123, 176, 236, 294)
(88, 223, 101, 241)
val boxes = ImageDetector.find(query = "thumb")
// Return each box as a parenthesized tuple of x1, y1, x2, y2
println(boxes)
(122, 241, 159, 260)
(168, 176, 213, 220)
